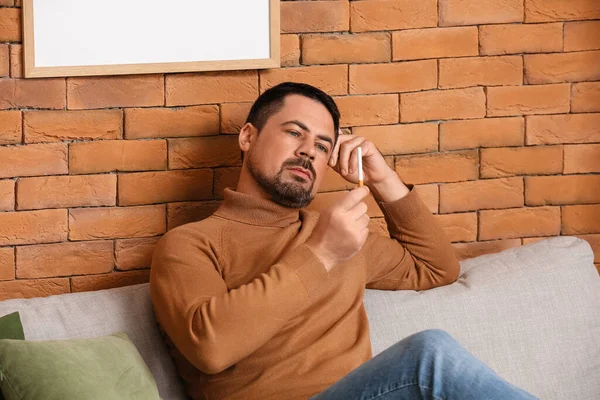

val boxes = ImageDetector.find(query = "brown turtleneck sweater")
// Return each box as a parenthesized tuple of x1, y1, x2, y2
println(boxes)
(149, 187, 459, 400)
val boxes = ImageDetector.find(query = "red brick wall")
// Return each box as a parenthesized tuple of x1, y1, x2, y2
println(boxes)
(0, 0, 599, 300)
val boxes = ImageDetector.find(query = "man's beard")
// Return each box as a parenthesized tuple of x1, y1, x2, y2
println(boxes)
(246, 154, 316, 209)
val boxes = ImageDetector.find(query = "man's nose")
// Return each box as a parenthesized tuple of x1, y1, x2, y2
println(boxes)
(296, 141, 316, 160)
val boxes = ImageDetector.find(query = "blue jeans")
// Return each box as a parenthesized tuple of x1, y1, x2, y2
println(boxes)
(311, 329, 538, 400)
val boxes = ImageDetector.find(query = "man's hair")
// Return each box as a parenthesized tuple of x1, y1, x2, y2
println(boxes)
(245, 82, 340, 143)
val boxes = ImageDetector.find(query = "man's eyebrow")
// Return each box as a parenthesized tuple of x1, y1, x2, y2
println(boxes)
(281, 120, 334, 146)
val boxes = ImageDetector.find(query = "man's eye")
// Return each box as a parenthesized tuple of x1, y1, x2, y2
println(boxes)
(287, 130, 300, 137)
(316, 144, 328, 153)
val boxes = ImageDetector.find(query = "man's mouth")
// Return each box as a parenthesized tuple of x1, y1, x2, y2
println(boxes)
(288, 167, 312, 181)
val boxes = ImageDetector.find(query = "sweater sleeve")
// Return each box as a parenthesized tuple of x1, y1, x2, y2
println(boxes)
(363, 187, 460, 290)
(149, 226, 328, 375)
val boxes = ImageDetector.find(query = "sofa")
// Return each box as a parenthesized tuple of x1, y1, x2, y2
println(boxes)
(0, 236, 598, 399)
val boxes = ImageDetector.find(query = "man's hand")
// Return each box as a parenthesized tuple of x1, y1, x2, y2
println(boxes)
(329, 134, 410, 203)
(305, 186, 371, 272)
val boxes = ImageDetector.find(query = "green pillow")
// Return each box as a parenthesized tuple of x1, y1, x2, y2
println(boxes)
(0, 332, 160, 400)
(0, 312, 25, 400)
(0, 312, 24, 340)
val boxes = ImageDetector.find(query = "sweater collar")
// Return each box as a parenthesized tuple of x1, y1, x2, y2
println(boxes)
(214, 188, 301, 228)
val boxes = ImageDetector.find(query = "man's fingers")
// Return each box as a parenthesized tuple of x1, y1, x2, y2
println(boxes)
(338, 186, 370, 211)
(338, 137, 366, 176)
(347, 201, 368, 220)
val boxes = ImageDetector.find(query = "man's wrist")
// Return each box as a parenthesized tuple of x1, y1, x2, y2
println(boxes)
(368, 170, 410, 203)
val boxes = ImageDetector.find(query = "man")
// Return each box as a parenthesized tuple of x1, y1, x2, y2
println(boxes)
(150, 82, 536, 399)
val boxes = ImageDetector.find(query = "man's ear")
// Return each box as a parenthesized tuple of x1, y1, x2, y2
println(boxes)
(239, 123, 257, 152)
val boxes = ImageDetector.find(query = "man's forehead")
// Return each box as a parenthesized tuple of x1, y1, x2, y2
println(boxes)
(275, 95, 335, 134)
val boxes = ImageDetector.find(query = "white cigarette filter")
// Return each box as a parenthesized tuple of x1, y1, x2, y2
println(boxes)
(357, 147, 364, 187)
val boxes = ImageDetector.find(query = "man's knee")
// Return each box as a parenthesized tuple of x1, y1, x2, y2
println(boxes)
(404, 329, 458, 354)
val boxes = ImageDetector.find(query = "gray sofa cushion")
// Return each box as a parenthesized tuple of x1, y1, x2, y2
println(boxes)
(0, 283, 188, 400)
(364, 236, 600, 400)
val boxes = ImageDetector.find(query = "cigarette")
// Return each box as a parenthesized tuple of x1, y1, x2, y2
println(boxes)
(357, 147, 363, 187)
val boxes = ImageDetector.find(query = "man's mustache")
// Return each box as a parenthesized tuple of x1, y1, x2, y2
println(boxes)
(281, 158, 317, 180)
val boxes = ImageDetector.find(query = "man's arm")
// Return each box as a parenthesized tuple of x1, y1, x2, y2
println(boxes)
(149, 227, 328, 375)
(328, 135, 460, 290)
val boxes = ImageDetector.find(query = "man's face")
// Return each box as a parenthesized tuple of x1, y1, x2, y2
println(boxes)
(244, 94, 336, 208)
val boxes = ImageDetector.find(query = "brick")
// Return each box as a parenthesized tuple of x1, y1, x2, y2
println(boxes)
(525, 51, 600, 84)
(166, 71, 258, 106)
(395, 150, 479, 185)
(16, 241, 114, 279)
(0, 0, 13, 6)
(0, 110, 21, 144)
(335, 94, 399, 127)
(564, 144, 600, 173)
(281, 34, 300, 67)
(260, 65, 348, 96)
(526, 113, 600, 144)
(23, 110, 122, 143)
(577, 234, 600, 263)
(453, 239, 522, 261)
(521, 237, 554, 245)
(572, 82, 600, 113)
(480, 207, 561, 240)
(281, 1, 349, 33)
(0, 179, 14, 211)
(352, 123, 438, 155)
(168, 136, 241, 170)
(435, 213, 478, 242)
(0, 44, 8, 76)
(487, 84, 570, 117)
(0, 143, 67, 179)
(9, 44, 21, 78)
(214, 167, 240, 199)
(71, 270, 150, 293)
(526, 175, 600, 206)
(565, 21, 600, 51)
(414, 184, 439, 214)
(440, 177, 524, 213)
(115, 237, 160, 271)
(0, 8, 20, 42)
(67, 75, 163, 109)
(401, 87, 485, 122)
(306, 191, 383, 218)
(17, 175, 116, 210)
(525, 0, 600, 22)
(440, 117, 524, 150)
(303, 33, 391, 65)
(350, 0, 437, 32)
(0, 247, 13, 281)
(0, 209, 67, 246)
(481, 146, 562, 178)
(118, 170, 213, 206)
(125, 106, 219, 139)
(349, 60, 437, 95)
(69, 140, 166, 175)
(479, 23, 563, 55)
(167, 201, 221, 230)
(562, 205, 600, 235)
(439, 56, 523, 89)
(0, 278, 69, 301)
(220, 102, 252, 134)
(440, 0, 523, 26)
(69, 205, 166, 241)
(392, 27, 478, 61)
(0, 78, 66, 109)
